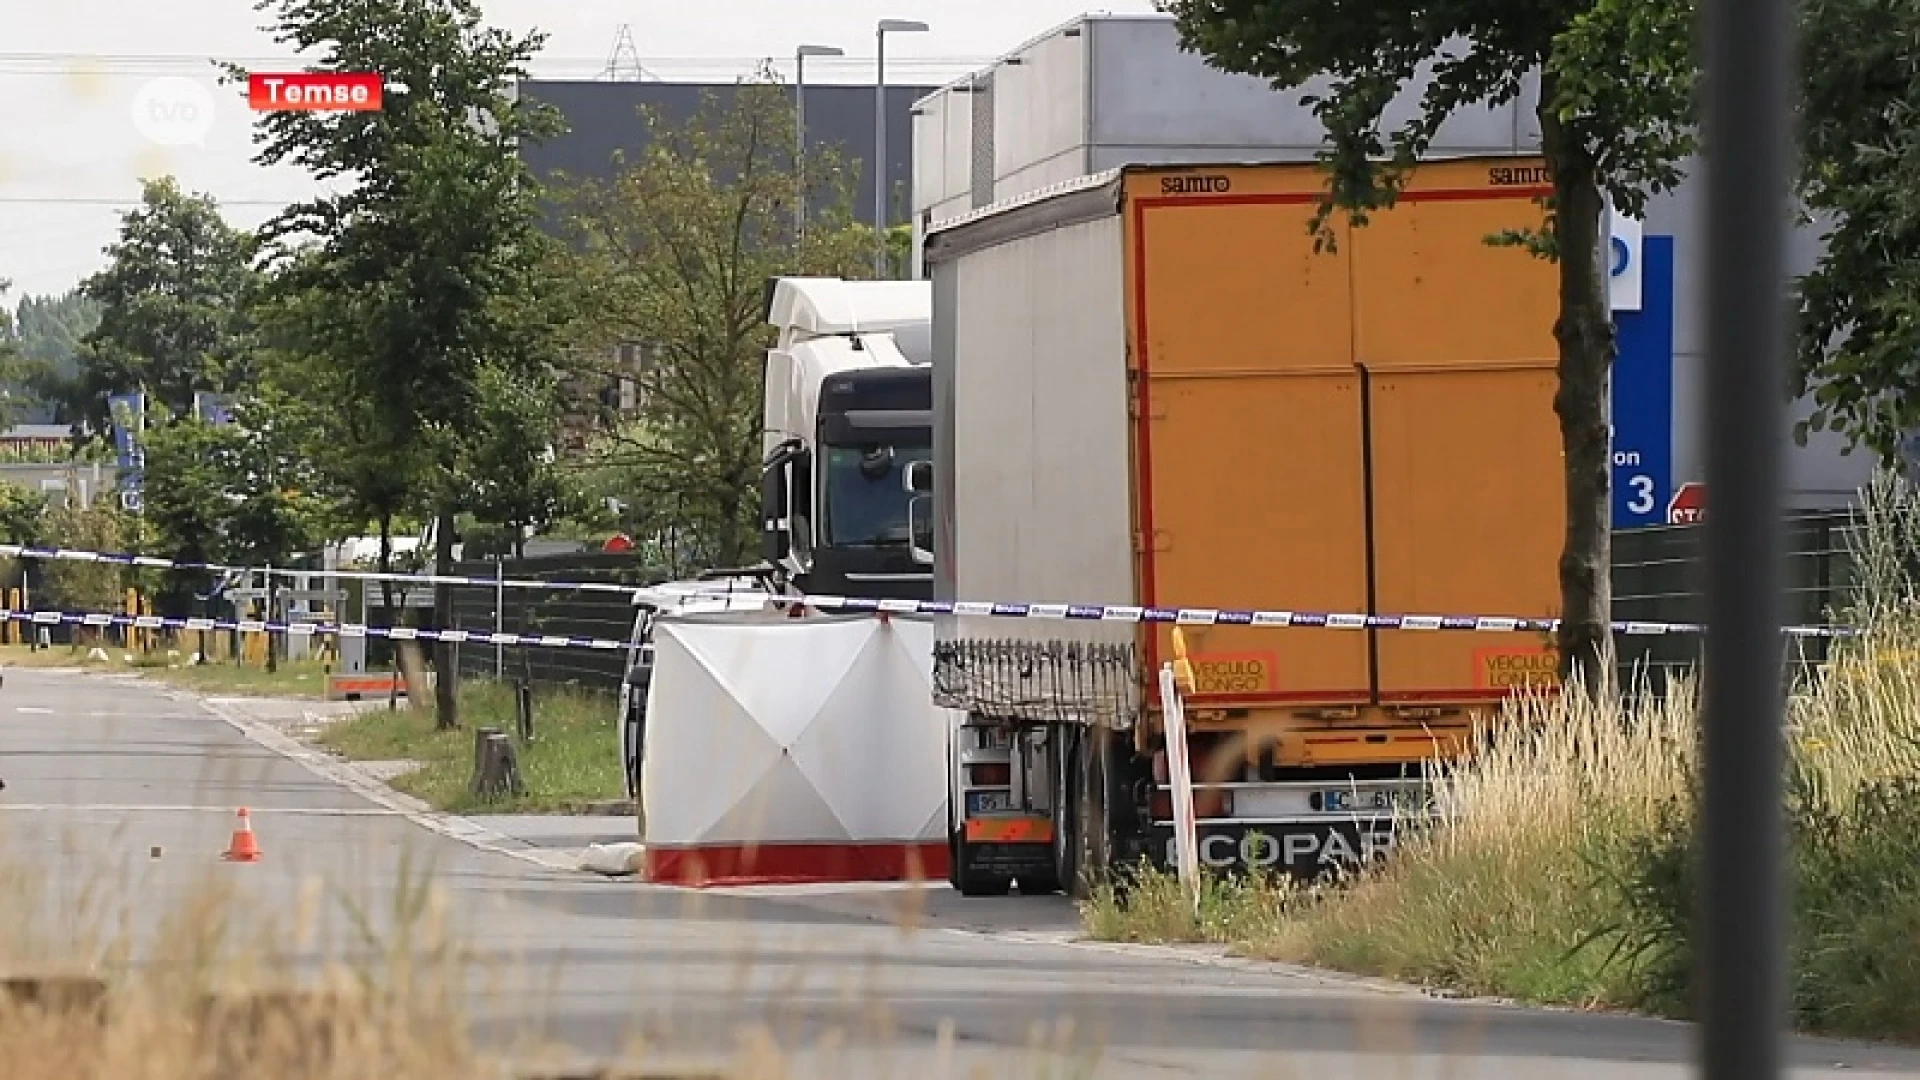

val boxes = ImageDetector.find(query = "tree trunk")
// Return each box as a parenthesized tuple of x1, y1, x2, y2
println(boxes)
(431, 505, 460, 731)
(378, 512, 398, 711)
(1539, 84, 1617, 701)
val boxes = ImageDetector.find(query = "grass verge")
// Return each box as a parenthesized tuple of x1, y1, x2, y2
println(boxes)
(0, 642, 330, 697)
(316, 678, 627, 814)
(1082, 469, 1920, 1041)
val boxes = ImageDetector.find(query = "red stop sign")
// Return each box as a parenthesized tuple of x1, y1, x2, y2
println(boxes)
(1668, 482, 1706, 524)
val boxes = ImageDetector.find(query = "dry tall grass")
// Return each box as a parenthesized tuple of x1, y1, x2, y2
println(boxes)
(1085, 470, 1920, 1039)
(0, 856, 490, 1080)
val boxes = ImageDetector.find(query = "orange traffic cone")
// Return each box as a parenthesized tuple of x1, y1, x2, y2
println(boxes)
(222, 808, 262, 862)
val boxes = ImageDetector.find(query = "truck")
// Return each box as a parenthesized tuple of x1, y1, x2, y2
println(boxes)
(621, 276, 937, 800)
(923, 156, 1567, 897)
(758, 276, 936, 603)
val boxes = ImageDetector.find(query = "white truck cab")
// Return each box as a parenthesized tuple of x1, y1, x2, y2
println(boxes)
(760, 277, 934, 601)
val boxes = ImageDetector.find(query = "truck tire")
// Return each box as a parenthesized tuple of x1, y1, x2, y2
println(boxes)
(1047, 724, 1113, 901)
(1038, 724, 1080, 896)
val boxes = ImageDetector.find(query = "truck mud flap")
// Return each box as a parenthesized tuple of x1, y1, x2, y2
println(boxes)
(1142, 818, 1400, 879)
(957, 841, 1052, 879)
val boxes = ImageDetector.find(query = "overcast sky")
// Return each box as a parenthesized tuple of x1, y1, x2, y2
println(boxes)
(1, 0, 1158, 299)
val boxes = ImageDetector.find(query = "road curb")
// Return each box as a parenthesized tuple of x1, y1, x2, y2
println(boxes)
(189, 692, 584, 875)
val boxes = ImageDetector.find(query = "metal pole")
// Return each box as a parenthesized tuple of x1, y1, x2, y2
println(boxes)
(796, 50, 808, 242)
(1699, 0, 1793, 1069)
(873, 26, 887, 277)
(494, 559, 504, 678)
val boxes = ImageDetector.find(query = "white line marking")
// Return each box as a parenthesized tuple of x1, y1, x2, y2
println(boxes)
(190, 693, 584, 873)
(14, 706, 52, 714)
(0, 804, 407, 815)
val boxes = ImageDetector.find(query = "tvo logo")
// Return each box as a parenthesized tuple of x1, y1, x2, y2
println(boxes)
(1168, 828, 1395, 870)
(130, 77, 218, 148)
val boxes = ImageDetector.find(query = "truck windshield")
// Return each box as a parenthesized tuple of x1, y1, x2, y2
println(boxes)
(821, 443, 931, 546)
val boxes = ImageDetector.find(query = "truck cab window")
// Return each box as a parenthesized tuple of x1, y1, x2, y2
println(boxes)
(822, 443, 932, 546)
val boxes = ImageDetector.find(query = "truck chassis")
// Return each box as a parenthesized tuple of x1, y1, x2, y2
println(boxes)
(940, 645, 1444, 896)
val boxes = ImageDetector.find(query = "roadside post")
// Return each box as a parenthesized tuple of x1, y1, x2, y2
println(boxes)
(1160, 627, 1202, 914)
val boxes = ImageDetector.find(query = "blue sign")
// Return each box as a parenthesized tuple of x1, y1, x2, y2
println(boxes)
(106, 391, 146, 498)
(1610, 236, 1675, 528)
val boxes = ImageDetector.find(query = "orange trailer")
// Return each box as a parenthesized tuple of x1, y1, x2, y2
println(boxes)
(924, 157, 1566, 896)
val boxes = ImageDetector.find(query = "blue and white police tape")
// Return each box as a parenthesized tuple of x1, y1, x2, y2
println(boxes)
(0, 542, 660, 596)
(0, 608, 629, 651)
(795, 595, 1859, 638)
(0, 540, 1859, 638)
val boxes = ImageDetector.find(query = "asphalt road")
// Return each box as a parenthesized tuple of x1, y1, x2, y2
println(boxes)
(3, 665, 1919, 1079)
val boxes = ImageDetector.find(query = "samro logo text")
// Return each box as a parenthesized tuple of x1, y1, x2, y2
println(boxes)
(248, 73, 383, 112)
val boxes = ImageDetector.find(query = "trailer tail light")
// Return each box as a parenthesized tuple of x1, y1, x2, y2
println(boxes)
(968, 762, 1011, 787)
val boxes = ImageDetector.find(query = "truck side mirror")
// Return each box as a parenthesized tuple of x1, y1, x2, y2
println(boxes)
(760, 463, 790, 562)
(903, 459, 932, 495)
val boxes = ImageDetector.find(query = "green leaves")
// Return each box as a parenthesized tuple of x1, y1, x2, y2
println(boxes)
(464, 363, 576, 554)
(1792, 0, 1920, 462)
(232, 0, 570, 571)
(550, 72, 882, 568)
(55, 177, 258, 432)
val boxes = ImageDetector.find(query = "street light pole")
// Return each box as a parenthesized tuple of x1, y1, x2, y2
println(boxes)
(794, 44, 843, 243)
(874, 18, 929, 277)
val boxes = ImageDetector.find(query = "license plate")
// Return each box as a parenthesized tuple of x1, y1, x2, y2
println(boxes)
(966, 790, 1014, 815)
(1321, 788, 1429, 813)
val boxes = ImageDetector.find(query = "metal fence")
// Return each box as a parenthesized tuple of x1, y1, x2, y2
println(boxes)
(447, 553, 670, 695)
(1612, 510, 1858, 695)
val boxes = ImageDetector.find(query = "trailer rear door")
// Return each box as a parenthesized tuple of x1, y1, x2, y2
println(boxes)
(1349, 162, 1564, 701)
(1126, 180, 1372, 704)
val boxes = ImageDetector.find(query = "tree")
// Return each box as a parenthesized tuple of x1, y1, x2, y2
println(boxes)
(0, 476, 48, 601)
(232, 0, 566, 729)
(35, 493, 133, 617)
(14, 288, 102, 376)
(60, 177, 258, 431)
(466, 363, 575, 559)
(551, 73, 879, 568)
(14, 288, 103, 421)
(140, 411, 236, 617)
(0, 480, 45, 546)
(1792, 0, 1920, 465)
(1159, 0, 1697, 695)
(0, 282, 54, 428)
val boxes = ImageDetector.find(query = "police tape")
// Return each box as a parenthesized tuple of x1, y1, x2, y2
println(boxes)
(0, 542, 658, 596)
(801, 595, 1858, 638)
(0, 541, 1860, 638)
(0, 608, 629, 651)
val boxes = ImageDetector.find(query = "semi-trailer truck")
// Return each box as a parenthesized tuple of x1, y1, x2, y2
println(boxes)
(924, 157, 1567, 897)
(759, 276, 935, 603)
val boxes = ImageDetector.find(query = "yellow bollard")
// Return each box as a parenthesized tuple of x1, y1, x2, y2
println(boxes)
(244, 603, 265, 668)
(1170, 626, 1197, 695)
(5, 586, 18, 645)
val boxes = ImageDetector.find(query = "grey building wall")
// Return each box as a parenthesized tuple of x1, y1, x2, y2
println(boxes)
(517, 80, 936, 229)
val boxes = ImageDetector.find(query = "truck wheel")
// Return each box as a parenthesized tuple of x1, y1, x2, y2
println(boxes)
(1034, 724, 1080, 896)
(1062, 725, 1114, 901)
(951, 829, 1012, 897)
